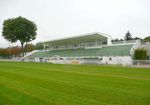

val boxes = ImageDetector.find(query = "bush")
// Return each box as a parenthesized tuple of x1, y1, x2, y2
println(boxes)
(134, 49, 147, 60)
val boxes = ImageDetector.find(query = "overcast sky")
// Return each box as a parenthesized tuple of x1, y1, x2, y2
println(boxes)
(0, 0, 150, 48)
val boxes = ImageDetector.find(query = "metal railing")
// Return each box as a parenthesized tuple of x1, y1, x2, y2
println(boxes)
(132, 60, 150, 68)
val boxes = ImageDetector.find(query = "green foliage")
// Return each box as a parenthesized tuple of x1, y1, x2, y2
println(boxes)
(124, 31, 132, 40)
(25, 44, 34, 52)
(134, 49, 147, 60)
(35, 42, 44, 50)
(2, 16, 37, 48)
(144, 36, 150, 42)
(0, 46, 21, 58)
(0, 62, 150, 105)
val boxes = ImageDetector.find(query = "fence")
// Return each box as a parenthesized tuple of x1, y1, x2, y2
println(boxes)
(132, 60, 150, 68)
(0, 57, 20, 62)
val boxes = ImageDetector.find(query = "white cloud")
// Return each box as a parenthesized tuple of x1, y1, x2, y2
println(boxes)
(0, 0, 150, 47)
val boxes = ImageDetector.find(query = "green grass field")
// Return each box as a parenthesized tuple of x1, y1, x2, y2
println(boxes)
(0, 62, 150, 105)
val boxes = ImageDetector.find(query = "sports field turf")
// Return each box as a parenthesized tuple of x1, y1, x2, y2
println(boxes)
(0, 62, 149, 105)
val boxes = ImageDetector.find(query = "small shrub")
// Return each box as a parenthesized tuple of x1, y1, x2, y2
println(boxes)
(134, 49, 147, 60)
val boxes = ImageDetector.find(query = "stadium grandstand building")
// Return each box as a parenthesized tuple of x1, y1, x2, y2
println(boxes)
(22, 32, 144, 65)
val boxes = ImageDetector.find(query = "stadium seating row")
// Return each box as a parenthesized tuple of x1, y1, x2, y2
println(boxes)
(28, 44, 133, 58)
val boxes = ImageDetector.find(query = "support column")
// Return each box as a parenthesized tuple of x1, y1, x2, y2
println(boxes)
(107, 37, 112, 46)
(95, 40, 98, 46)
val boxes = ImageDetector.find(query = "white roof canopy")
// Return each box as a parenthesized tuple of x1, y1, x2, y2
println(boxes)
(43, 32, 112, 46)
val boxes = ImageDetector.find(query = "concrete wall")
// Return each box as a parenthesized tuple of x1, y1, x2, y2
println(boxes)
(24, 56, 132, 65)
(99, 56, 132, 65)
(40, 56, 132, 65)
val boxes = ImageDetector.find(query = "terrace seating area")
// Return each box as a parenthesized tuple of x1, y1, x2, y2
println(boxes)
(28, 44, 134, 58)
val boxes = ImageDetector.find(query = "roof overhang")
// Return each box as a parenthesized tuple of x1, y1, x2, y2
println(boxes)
(42, 32, 112, 46)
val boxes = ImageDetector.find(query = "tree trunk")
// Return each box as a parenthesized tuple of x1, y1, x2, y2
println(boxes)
(24, 42, 27, 55)
(21, 42, 24, 57)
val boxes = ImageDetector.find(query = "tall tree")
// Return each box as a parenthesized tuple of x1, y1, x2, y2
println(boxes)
(2, 16, 37, 54)
(124, 31, 132, 40)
